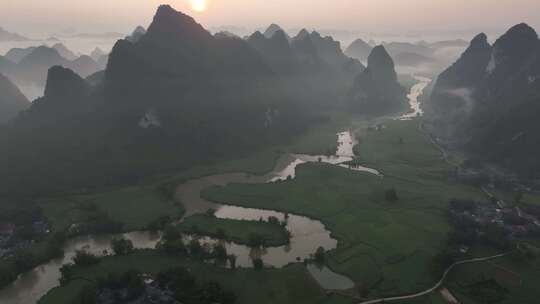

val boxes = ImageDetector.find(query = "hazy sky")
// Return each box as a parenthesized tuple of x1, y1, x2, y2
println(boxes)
(2, 0, 540, 37)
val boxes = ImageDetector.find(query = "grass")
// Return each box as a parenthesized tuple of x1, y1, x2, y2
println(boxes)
(444, 254, 540, 304)
(36, 110, 354, 235)
(39, 185, 184, 232)
(39, 250, 349, 304)
(202, 118, 484, 297)
(178, 214, 290, 246)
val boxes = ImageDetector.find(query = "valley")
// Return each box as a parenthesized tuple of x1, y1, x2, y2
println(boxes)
(1, 4, 540, 304)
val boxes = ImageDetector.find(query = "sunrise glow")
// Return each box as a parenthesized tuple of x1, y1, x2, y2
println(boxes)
(190, 0, 207, 12)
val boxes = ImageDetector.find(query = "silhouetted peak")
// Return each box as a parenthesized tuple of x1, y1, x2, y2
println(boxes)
(133, 26, 146, 34)
(52, 43, 78, 60)
(20, 46, 66, 65)
(367, 45, 394, 70)
(143, 5, 212, 46)
(470, 33, 489, 47)
(44, 66, 89, 99)
(126, 25, 147, 43)
(29, 46, 62, 58)
(155, 4, 176, 17)
(350, 38, 370, 48)
(505, 23, 538, 40)
(248, 31, 266, 41)
(494, 23, 538, 51)
(294, 29, 311, 40)
(264, 23, 285, 38)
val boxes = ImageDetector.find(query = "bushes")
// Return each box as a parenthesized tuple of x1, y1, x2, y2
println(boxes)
(111, 238, 134, 256)
(73, 250, 100, 266)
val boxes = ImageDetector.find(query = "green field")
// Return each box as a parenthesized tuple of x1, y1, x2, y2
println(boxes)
(179, 214, 290, 246)
(34, 111, 353, 234)
(443, 254, 540, 304)
(39, 251, 351, 304)
(202, 118, 484, 298)
(39, 185, 184, 232)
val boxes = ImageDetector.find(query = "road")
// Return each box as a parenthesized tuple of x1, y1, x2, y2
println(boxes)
(357, 253, 508, 304)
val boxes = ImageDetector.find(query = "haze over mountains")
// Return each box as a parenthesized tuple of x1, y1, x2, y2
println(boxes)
(348, 45, 407, 114)
(0, 5, 381, 195)
(426, 23, 540, 178)
(0, 43, 107, 98)
(0, 27, 29, 42)
(1, 3, 537, 196)
(0, 73, 30, 123)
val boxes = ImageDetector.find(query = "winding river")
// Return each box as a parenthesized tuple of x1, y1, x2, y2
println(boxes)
(0, 76, 431, 304)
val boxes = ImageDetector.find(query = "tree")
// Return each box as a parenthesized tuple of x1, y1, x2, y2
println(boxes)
(161, 239, 187, 255)
(206, 208, 216, 217)
(163, 225, 181, 242)
(73, 250, 100, 266)
(267, 216, 280, 225)
(252, 258, 264, 270)
(189, 239, 205, 258)
(111, 238, 134, 256)
(228, 254, 237, 269)
(248, 233, 265, 248)
(212, 244, 228, 260)
(314, 246, 326, 264)
(59, 263, 75, 285)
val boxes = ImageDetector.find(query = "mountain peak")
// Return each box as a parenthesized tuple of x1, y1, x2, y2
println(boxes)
(505, 23, 538, 39)
(249, 31, 265, 40)
(264, 23, 285, 38)
(144, 4, 212, 46)
(345, 39, 373, 61)
(155, 4, 176, 16)
(367, 45, 394, 69)
(44, 66, 89, 99)
(20, 46, 65, 66)
(133, 25, 146, 34)
(492, 22, 538, 65)
(470, 33, 488, 47)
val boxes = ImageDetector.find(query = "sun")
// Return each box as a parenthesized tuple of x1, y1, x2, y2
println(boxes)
(190, 0, 207, 12)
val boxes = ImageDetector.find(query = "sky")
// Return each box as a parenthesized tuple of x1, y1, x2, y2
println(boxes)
(1, 0, 540, 38)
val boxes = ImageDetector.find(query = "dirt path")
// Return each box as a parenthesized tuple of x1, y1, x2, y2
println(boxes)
(357, 253, 509, 304)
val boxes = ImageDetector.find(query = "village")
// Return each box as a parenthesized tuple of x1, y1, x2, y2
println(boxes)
(0, 209, 50, 260)
(448, 190, 540, 254)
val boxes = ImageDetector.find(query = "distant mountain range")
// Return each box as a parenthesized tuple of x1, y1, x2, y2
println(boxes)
(425, 23, 540, 178)
(0, 6, 423, 195)
(0, 44, 107, 89)
(248, 25, 364, 76)
(346, 38, 465, 68)
(0, 27, 29, 42)
(0, 5, 353, 195)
